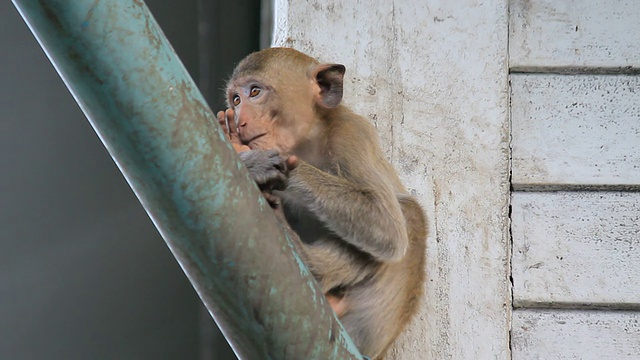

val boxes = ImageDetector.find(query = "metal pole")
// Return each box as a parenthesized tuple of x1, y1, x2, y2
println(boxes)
(11, 1, 362, 359)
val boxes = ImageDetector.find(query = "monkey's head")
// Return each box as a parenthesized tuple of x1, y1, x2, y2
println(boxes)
(225, 47, 345, 155)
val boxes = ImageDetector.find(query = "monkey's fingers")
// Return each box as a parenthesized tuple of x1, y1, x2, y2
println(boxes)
(262, 192, 281, 209)
(217, 109, 249, 152)
(269, 174, 289, 191)
(262, 168, 289, 191)
(224, 109, 248, 151)
(216, 110, 231, 137)
(224, 108, 238, 136)
(232, 143, 251, 153)
(286, 155, 299, 171)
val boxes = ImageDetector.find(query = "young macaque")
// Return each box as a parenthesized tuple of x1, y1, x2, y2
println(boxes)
(216, 48, 427, 359)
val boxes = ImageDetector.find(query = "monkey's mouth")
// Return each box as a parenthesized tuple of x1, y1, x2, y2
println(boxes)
(241, 133, 267, 148)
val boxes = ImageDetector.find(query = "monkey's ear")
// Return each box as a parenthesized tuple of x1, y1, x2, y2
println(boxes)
(313, 64, 345, 109)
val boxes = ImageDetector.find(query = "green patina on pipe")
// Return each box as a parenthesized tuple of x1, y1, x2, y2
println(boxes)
(12, 1, 362, 359)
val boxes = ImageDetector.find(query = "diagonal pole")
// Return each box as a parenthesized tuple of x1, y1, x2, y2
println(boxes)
(11, 1, 362, 359)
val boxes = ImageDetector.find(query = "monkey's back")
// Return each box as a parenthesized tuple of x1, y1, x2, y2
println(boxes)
(339, 195, 427, 359)
(288, 108, 428, 359)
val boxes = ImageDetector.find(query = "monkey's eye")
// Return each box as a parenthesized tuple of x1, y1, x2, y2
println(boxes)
(249, 86, 261, 97)
(232, 94, 241, 106)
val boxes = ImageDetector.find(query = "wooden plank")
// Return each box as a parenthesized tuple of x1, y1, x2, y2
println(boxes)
(512, 309, 640, 359)
(512, 191, 640, 307)
(511, 74, 640, 189)
(274, 1, 511, 359)
(510, 0, 640, 70)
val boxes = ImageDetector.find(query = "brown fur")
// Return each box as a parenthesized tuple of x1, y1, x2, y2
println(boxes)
(217, 47, 427, 359)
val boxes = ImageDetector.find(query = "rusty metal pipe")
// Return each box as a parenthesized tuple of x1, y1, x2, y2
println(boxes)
(11, 1, 362, 359)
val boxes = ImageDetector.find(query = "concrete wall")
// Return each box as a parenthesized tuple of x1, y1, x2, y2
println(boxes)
(273, 1, 640, 357)
(273, 1, 512, 358)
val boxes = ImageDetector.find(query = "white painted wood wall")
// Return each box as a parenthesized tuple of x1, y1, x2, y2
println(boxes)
(510, 0, 640, 359)
(273, 0, 639, 358)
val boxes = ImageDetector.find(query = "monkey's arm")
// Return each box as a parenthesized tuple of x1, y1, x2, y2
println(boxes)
(281, 160, 408, 262)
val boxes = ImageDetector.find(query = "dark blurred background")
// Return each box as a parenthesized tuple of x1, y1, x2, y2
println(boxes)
(0, 1, 265, 358)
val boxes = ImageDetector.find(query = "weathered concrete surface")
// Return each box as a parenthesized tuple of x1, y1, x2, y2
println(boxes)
(274, 1, 511, 358)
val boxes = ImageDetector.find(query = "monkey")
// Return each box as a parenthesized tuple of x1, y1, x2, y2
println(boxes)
(216, 47, 427, 359)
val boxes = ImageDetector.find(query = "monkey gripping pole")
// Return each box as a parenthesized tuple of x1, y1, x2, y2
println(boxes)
(12, 1, 363, 359)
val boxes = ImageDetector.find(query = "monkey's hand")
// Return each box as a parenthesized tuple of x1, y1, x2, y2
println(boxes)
(241, 150, 298, 209)
(239, 149, 298, 192)
(217, 109, 251, 153)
